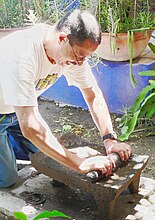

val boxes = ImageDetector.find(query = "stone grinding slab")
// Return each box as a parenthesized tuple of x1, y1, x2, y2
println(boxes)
(31, 151, 149, 220)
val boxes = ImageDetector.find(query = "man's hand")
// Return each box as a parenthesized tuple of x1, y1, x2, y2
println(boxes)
(69, 147, 115, 176)
(104, 140, 132, 161)
(80, 155, 116, 177)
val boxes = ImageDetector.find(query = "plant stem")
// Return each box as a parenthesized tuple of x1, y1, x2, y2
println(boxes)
(133, 0, 137, 25)
(2, 0, 7, 28)
(132, 125, 155, 134)
(98, 0, 101, 24)
(128, 30, 137, 87)
(53, 0, 60, 20)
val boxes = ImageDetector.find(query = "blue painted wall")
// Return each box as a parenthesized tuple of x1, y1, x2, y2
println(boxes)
(41, 75, 87, 108)
(41, 59, 155, 114)
(91, 60, 155, 113)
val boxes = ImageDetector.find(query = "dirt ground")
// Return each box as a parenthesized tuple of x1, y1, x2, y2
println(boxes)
(38, 97, 155, 180)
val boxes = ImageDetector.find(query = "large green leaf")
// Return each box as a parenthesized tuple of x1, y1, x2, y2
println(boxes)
(33, 210, 71, 220)
(14, 212, 28, 220)
(139, 93, 155, 118)
(148, 42, 155, 54)
(138, 70, 155, 76)
(146, 102, 155, 119)
(119, 92, 155, 141)
(149, 80, 155, 85)
(129, 84, 155, 113)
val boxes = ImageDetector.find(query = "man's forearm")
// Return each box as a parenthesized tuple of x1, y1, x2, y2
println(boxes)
(82, 87, 114, 137)
(14, 106, 84, 172)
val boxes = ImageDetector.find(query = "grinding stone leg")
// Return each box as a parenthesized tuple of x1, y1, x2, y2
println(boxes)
(94, 192, 116, 220)
(128, 173, 141, 194)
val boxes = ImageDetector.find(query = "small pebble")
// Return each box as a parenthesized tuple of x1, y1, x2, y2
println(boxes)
(134, 204, 147, 212)
(125, 215, 136, 220)
(148, 194, 155, 204)
(139, 188, 152, 197)
(22, 205, 36, 214)
(115, 117, 121, 122)
(134, 211, 145, 219)
(139, 198, 151, 206)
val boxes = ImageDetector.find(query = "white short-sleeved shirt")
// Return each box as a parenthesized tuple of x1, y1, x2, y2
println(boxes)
(0, 24, 97, 114)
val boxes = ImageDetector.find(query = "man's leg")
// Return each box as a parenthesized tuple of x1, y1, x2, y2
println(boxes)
(7, 113, 39, 159)
(0, 113, 39, 188)
(0, 114, 18, 188)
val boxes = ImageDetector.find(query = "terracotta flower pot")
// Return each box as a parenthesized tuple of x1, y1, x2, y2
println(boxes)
(96, 29, 153, 61)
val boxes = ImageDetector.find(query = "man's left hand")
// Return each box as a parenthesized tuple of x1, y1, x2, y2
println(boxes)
(104, 140, 132, 161)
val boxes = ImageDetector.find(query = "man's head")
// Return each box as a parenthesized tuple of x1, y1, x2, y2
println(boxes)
(54, 9, 101, 66)
(56, 9, 101, 46)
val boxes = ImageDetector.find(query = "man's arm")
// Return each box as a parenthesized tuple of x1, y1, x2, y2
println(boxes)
(14, 106, 114, 175)
(80, 86, 131, 161)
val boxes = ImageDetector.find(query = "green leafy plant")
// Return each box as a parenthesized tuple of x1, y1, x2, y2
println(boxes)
(119, 39, 155, 140)
(118, 70, 155, 141)
(14, 210, 71, 220)
(62, 124, 73, 132)
(28, 0, 59, 25)
(0, 0, 27, 28)
(96, 0, 154, 34)
(0, 0, 61, 28)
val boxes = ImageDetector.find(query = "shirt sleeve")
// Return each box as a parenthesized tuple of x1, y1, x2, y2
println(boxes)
(63, 61, 98, 89)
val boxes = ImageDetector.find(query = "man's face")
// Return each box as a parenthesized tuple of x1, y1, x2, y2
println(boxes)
(56, 38, 98, 66)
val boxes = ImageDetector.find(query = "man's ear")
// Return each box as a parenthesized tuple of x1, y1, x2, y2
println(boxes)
(58, 32, 68, 43)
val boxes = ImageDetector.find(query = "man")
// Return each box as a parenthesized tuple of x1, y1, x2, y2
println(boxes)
(0, 9, 131, 188)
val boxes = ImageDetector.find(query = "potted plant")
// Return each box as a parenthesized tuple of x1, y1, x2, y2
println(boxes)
(91, 0, 155, 86)
(0, 0, 81, 39)
(79, 0, 155, 85)
(95, 0, 154, 57)
(0, 0, 28, 38)
(0, 0, 60, 39)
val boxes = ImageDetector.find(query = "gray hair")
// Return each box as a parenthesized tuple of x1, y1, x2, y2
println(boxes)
(56, 9, 101, 46)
